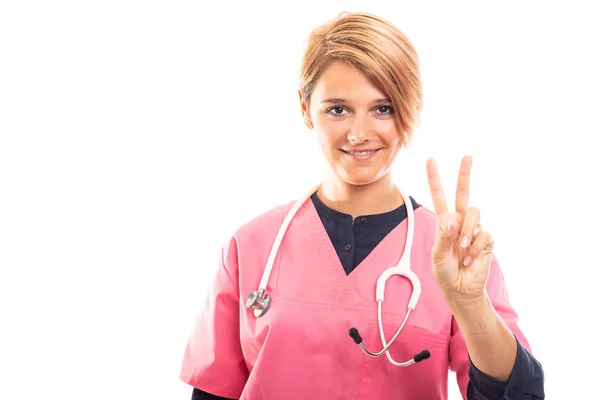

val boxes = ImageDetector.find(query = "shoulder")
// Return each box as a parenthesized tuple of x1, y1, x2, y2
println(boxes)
(222, 199, 298, 254)
(414, 201, 437, 233)
(237, 200, 296, 239)
(219, 198, 299, 284)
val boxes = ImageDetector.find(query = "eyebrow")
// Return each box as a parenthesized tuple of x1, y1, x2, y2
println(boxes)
(320, 97, 392, 104)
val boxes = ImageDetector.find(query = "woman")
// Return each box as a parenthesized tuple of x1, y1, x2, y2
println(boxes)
(180, 11, 545, 400)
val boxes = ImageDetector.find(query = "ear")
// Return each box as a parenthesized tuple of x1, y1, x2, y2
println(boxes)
(298, 89, 313, 129)
(298, 89, 308, 117)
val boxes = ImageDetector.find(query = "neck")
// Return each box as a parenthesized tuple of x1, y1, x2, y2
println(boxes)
(317, 172, 405, 220)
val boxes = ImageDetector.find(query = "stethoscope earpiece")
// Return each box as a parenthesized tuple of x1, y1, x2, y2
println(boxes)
(348, 327, 363, 344)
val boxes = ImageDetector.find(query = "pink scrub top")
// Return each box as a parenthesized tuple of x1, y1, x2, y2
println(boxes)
(180, 198, 531, 399)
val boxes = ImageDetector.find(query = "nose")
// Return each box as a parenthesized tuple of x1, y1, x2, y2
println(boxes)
(347, 114, 373, 144)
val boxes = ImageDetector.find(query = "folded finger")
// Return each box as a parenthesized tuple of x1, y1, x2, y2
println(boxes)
(464, 230, 494, 266)
(460, 207, 480, 248)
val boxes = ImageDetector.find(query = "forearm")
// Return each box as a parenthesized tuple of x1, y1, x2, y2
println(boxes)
(447, 292, 517, 382)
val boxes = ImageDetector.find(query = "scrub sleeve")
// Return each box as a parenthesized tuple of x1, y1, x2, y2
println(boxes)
(180, 238, 248, 399)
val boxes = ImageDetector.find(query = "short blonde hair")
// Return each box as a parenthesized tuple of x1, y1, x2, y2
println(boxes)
(298, 12, 423, 147)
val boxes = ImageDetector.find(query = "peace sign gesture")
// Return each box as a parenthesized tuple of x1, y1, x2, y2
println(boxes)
(426, 155, 494, 302)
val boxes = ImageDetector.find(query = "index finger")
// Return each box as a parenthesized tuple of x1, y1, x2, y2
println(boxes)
(455, 155, 473, 214)
(426, 158, 449, 215)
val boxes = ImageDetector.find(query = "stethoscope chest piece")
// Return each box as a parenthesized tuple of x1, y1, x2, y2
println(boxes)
(245, 290, 271, 318)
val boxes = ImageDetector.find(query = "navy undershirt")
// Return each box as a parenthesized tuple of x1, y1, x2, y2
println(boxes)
(191, 194, 544, 400)
(310, 192, 421, 275)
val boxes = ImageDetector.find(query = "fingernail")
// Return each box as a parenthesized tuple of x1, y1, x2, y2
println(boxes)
(461, 236, 469, 248)
(463, 256, 472, 266)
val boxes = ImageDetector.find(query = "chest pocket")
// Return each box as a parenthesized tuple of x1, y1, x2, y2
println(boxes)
(356, 319, 450, 400)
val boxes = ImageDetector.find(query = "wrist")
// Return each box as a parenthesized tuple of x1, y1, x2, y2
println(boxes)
(446, 292, 500, 335)
(444, 291, 488, 311)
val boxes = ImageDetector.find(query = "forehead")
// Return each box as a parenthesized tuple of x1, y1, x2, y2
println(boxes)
(311, 60, 387, 103)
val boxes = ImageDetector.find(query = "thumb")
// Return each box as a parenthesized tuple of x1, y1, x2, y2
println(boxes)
(432, 212, 460, 262)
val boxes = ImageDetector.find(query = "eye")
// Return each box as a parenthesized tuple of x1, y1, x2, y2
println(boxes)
(375, 106, 394, 115)
(326, 106, 348, 116)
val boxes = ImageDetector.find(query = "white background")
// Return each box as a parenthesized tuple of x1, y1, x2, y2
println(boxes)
(1, 1, 598, 399)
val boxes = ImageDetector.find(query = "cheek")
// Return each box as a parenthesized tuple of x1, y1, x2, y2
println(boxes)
(387, 135, 402, 151)
(377, 124, 402, 149)
(316, 119, 350, 148)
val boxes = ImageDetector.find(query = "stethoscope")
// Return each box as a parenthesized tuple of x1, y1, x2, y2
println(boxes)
(244, 184, 431, 367)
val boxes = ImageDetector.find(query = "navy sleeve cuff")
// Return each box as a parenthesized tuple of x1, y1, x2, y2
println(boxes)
(468, 336, 545, 399)
(192, 388, 237, 400)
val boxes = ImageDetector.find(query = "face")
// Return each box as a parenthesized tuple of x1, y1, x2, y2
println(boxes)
(299, 60, 403, 187)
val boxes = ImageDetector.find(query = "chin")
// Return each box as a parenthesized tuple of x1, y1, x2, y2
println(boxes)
(337, 169, 385, 187)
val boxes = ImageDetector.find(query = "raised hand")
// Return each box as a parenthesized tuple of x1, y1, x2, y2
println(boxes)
(426, 155, 494, 302)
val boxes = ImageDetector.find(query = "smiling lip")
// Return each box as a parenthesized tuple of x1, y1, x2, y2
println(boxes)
(341, 149, 380, 161)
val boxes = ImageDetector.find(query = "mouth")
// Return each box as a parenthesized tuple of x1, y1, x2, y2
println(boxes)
(340, 148, 381, 161)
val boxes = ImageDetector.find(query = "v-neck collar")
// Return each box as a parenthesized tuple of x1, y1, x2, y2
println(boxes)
(303, 196, 422, 302)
